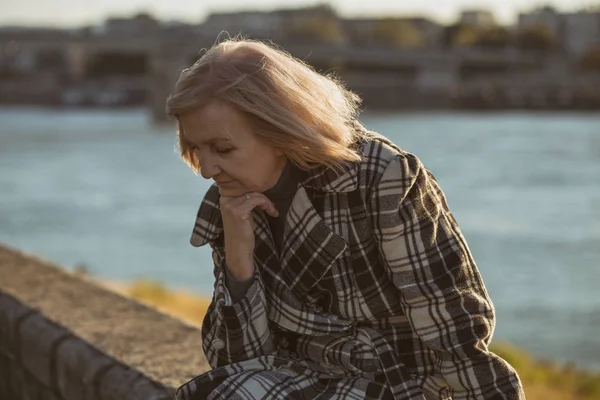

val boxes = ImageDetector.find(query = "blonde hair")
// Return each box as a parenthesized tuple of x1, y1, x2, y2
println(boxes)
(165, 37, 366, 173)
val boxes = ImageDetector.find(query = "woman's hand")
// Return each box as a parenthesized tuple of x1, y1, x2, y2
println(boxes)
(219, 192, 279, 281)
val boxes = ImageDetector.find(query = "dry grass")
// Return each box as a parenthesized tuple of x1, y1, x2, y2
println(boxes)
(492, 343, 600, 400)
(100, 277, 600, 400)
(97, 277, 209, 327)
(126, 278, 210, 327)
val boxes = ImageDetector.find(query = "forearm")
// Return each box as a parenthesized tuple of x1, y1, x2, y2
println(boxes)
(224, 265, 254, 303)
(202, 258, 274, 368)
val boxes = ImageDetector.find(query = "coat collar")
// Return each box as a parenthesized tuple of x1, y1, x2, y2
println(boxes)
(189, 157, 360, 248)
(300, 159, 359, 194)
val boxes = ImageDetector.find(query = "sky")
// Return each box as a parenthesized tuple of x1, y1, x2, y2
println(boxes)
(0, 0, 598, 28)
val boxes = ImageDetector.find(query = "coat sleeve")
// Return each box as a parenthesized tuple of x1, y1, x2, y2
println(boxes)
(368, 153, 525, 400)
(201, 245, 274, 368)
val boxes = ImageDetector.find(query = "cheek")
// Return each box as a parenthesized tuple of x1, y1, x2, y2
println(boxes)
(227, 153, 269, 188)
(223, 168, 252, 189)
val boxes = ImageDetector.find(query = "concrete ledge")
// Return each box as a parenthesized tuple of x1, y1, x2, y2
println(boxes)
(0, 244, 210, 399)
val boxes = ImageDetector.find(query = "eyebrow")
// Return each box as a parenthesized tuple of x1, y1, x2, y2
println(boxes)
(181, 127, 236, 146)
(182, 135, 234, 147)
(200, 137, 234, 145)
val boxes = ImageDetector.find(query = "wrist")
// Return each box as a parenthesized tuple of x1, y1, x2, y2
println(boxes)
(225, 258, 254, 281)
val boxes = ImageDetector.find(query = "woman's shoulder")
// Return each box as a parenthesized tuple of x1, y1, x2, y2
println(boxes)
(349, 131, 432, 202)
(356, 131, 419, 173)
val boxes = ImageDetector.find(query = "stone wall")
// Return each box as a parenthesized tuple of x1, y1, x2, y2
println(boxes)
(0, 244, 210, 400)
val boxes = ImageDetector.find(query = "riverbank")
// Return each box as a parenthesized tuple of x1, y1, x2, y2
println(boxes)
(96, 276, 600, 400)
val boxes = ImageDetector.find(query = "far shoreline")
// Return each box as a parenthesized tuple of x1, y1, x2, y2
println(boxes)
(1, 104, 599, 116)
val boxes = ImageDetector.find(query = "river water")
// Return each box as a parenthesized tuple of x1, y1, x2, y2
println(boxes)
(1, 107, 598, 370)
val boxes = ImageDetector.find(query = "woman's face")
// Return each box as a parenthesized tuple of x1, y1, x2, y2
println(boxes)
(180, 100, 288, 197)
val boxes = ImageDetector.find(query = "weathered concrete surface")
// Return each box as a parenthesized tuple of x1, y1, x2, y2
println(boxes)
(0, 243, 210, 399)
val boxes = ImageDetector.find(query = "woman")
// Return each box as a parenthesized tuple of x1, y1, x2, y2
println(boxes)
(166, 39, 524, 399)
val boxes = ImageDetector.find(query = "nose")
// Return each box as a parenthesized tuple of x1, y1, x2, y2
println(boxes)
(197, 150, 221, 180)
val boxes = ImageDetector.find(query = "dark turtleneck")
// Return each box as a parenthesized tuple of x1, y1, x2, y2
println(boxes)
(262, 160, 304, 251)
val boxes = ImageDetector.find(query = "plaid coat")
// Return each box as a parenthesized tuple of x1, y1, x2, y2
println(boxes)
(177, 132, 525, 400)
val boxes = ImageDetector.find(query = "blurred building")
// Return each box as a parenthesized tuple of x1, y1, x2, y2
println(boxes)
(200, 11, 278, 38)
(199, 4, 340, 42)
(1, 5, 599, 111)
(342, 17, 443, 48)
(518, 6, 562, 33)
(518, 7, 600, 56)
(459, 10, 497, 28)
(96, 13, 161, 36)
(563, 11, 600, 56)
(0, 28, 69, 75)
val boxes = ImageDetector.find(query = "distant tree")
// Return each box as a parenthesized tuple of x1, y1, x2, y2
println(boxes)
(443, 24, 480, 48)
(35, 49, 67, 71)
(85, 52, 148, 77)
(516, 24, 557, 53)
(371, 19, 424, 48)
(440, 24, 457, 47)
(78, 26, 94, 38)
(287, 18, 345, 44)
(0, 65, 22, 79)
(444, 25, 515, 49)
(476, 27, 513, 48)
(580, 46, 600, 71)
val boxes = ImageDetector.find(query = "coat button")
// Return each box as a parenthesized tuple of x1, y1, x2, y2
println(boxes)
(211, 339, 225, 350)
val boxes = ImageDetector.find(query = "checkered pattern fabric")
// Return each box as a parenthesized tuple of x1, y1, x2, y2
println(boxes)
(177, 132, 524, 400)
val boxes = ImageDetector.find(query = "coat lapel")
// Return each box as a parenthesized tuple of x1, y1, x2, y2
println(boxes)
(278, 186, 347, 296)
(248, 185, 348, 300)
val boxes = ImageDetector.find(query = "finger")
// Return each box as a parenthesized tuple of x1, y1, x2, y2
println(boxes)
(243, 193, 279, 218)
(219, 195, 237, 207)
